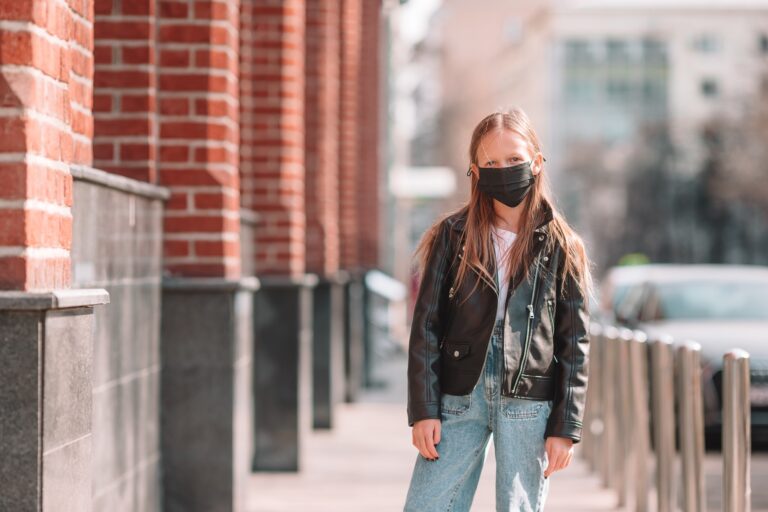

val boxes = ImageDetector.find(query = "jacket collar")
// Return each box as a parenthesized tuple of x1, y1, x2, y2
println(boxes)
(449, 196, 554, 236)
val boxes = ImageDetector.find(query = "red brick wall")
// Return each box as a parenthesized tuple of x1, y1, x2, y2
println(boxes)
(305, 0, 340, 276)
(93, 0, 158, 183)
(0, 0, 383, 289)
(157, 0, 241, 279)
(240, 1, 306, 277)
(0, 0, 94, 290)
(338, 0, 361, 271)
(358, 0, 380, 268)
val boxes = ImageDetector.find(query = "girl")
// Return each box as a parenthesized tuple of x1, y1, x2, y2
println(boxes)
(404, 107, 595, 511)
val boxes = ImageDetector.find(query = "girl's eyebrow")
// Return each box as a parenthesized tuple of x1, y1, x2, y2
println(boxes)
(485, 154, 522, 162)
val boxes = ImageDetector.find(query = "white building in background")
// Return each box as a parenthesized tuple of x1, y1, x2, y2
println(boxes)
(553, 0, 768, 175)
(409, 0, 768, 266)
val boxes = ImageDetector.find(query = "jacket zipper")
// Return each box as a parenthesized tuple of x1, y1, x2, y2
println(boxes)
(512, 254, 541, 394)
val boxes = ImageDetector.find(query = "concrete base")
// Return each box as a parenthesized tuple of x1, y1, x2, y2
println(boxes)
(312, 272, 348, 429)
(252, 274, 318, 471)
(0, 289, 109, 512)
(160, 277, 258, 512)
(343, 273, 365, 403)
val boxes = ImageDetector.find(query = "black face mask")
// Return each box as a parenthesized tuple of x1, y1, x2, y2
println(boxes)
(475, 160, 535, 207)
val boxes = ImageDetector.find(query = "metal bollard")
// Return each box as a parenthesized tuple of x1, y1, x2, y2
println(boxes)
(649, 334, 677, 512)
(722, 349, 751, 512)
(601, 325, 620, 490)
(676, 340, 706, 512)
(583, 322, 604, 470)
(630, 329, 651, 512)
(616, 328, 635, 507)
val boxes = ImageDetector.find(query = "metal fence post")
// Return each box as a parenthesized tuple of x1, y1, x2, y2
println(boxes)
(650, 334, 677, 512)
(630, 329, 651, 512)
(583, 323, 604, 470)
(676, 340, 706, 512)
(601, 325, 620, 490)
(616, 328, 635, 507)
(722, 349, 751, 512)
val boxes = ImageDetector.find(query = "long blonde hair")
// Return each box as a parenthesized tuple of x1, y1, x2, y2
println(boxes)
(413, 107, 595, 304)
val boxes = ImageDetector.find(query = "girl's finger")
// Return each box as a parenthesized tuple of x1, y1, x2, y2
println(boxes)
(414, 433, 427, 458)
(433, 422, 441, 445)
(551, 451, 565, 474)
(544, 450, 556, 476)
(424, 431, 439, 459)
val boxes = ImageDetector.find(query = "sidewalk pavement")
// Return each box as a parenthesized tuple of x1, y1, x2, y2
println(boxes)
(247, 349, 618, 512)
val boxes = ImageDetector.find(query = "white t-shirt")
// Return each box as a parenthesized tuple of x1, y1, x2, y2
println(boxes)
(491, 225, 518, 321)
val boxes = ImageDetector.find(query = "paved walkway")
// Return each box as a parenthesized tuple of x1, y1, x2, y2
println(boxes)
(247, 349, 618, 511)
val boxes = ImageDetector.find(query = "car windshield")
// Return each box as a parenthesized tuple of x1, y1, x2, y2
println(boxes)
(656, 280, 768, 320)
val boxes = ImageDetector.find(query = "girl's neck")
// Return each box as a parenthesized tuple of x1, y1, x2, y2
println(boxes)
(493, 203, 523, 233)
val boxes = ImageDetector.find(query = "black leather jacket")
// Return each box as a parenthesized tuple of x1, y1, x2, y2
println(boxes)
(406, 199, 591, 443)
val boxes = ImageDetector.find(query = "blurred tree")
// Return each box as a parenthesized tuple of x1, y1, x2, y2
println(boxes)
(695, 98, 768, 264)
(621, 120, 677, 262)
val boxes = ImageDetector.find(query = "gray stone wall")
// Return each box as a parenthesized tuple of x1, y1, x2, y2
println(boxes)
(71, 167, 169, 512)
(0, 290, 109, 512)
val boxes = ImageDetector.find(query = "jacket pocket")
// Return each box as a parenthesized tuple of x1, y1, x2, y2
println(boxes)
(442, 341, 471, 360)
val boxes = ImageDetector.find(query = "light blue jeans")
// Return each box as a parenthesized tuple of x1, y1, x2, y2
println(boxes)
(404, 319, 553, 512)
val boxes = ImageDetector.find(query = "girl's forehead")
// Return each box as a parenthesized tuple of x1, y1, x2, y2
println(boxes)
(478, 129, 529, 157)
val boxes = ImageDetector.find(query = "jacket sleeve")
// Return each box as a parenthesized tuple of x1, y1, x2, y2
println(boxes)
(544, 253, 591, 443)
(406, 219, 452, 426)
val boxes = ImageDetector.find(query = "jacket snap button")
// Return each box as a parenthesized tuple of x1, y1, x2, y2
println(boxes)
(538, 235, 544, 241)
(453, 350, 460, 357)
(543, 256, 549, 262)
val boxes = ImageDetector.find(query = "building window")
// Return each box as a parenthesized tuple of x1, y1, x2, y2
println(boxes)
(701, 78, 719, 97)
(606, 79, 630, 101)
(606, 38, 630, 63)
(692, 34, 720, 53)
(642, 38, 667, 63)
(564, 40, 594, 65)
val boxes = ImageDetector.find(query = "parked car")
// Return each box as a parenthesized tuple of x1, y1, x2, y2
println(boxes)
(595, 264, 654, 324)
(611, 264, 768, 449)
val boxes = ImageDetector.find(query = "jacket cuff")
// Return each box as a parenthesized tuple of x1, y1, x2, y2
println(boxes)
(407, 401, 440, 426)
(544, 419, 583, 444)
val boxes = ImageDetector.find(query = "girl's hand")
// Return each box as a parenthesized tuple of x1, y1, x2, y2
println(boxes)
(543, 436, 574, 477)
(412, 419, 441, 460)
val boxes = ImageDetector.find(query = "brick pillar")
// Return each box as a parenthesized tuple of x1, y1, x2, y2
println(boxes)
(93, 0, 158, 183)
(0, 0, 94, 291)
(337, 0, 367, 402)
(358, 0, 380, 268)
(338, 0, 362, 271)
(305, 0, 345, 430)
(0, 4, 110, 512)
(155, 2, 254, 511)
(240, 0, 306, 277)
(241, 0, 319, 472)
(157, 0, 241, 278)
(305, 0, 340, 276)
